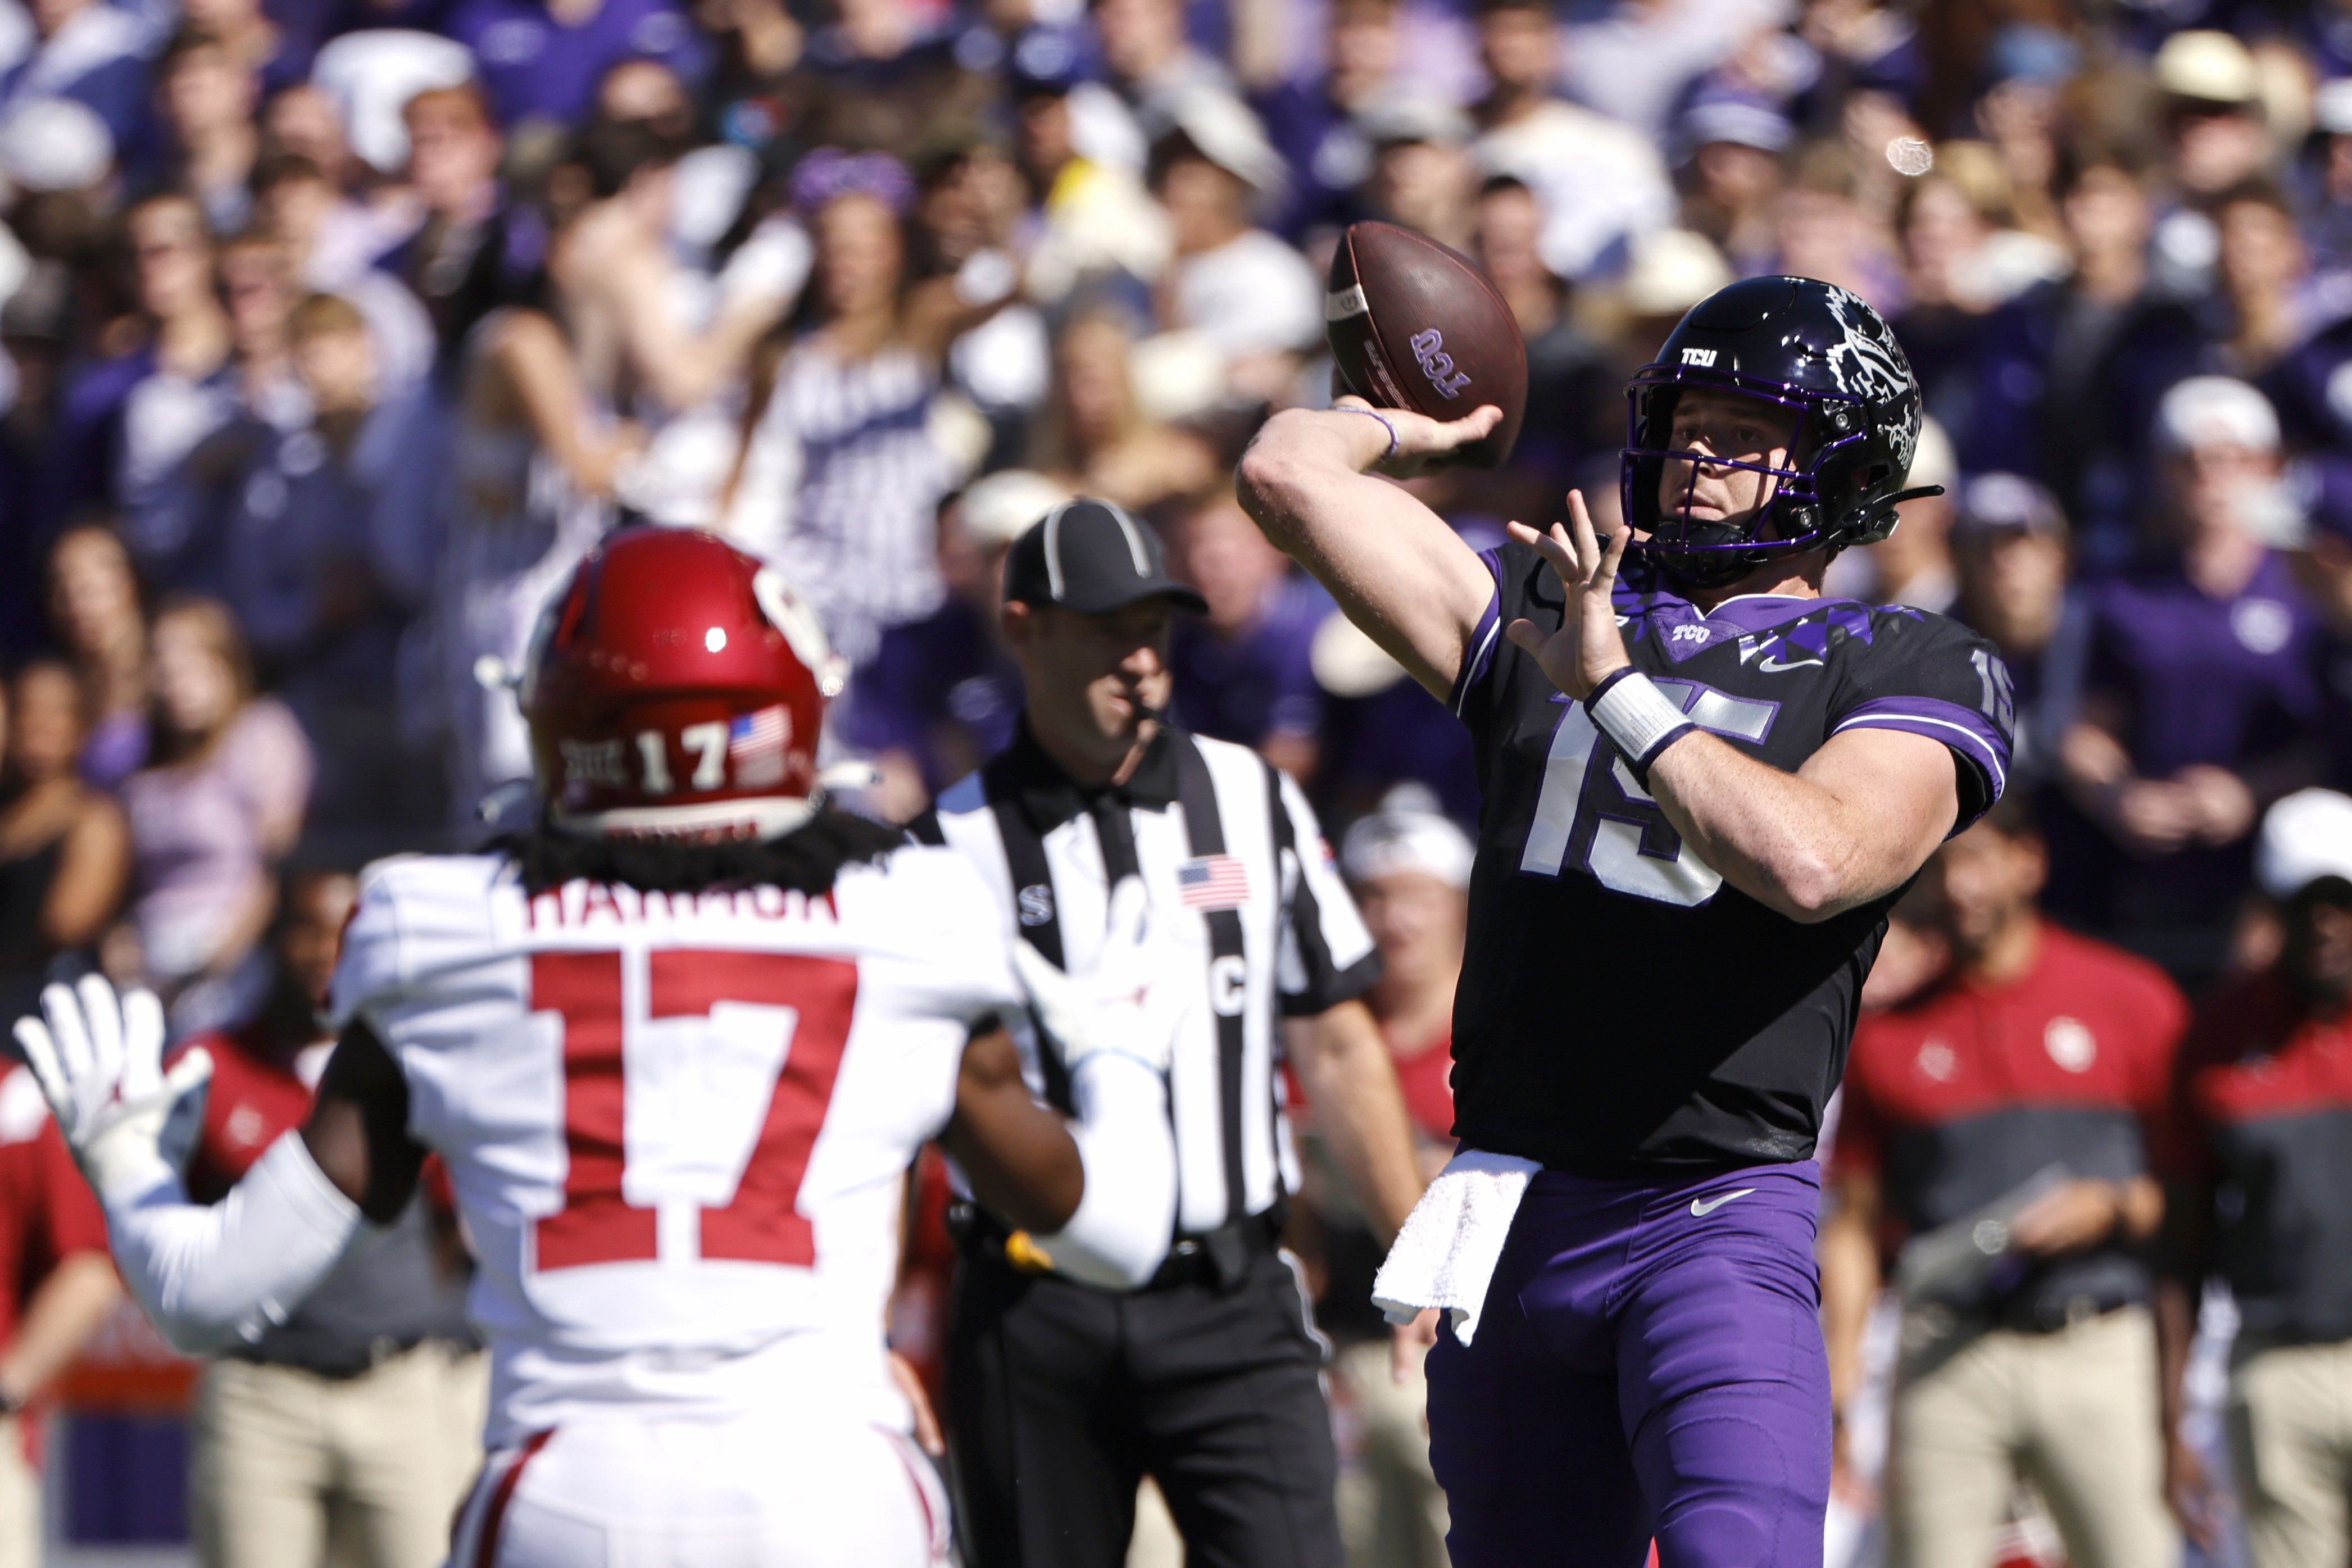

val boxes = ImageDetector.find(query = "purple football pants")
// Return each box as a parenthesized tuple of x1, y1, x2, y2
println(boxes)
(1425, 1161, 1831, 1568)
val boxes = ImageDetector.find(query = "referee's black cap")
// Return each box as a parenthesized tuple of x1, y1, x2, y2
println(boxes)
(1004, 498, 1208, 615)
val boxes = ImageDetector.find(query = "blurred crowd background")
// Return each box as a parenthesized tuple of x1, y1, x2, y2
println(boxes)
(0, 0, 2350, 1558)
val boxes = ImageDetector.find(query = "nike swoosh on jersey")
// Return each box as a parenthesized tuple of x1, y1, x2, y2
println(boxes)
(1689, 1188, 1757, 1217)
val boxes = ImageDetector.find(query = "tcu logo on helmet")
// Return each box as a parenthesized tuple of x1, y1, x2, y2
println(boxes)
(1409, 329, 1473, 399)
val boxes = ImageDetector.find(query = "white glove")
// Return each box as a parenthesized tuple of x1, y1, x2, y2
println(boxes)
(14, 976, 212, 1206)
(1010, 877, 1182, 1077)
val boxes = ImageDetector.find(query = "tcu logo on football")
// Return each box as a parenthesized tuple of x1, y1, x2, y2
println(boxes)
(1409, 329, 1473, 399)
(1681, 348, 1719, 367)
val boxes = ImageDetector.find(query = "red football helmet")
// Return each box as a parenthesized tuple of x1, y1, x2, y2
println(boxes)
(520, 526, 846, 839)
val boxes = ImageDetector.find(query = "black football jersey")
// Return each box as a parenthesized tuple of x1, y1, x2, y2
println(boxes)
(1446, 543, 2015, 1171)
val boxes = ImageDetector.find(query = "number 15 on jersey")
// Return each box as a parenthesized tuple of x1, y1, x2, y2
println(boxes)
(1518, 682, 1777, 910)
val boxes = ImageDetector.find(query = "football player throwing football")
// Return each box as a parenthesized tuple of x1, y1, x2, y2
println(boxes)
(1239, 276, 2015, 1567)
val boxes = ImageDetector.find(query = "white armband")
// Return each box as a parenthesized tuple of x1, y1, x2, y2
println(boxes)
(1034, 1053, 1177, 1290)
(106, 1131, 364, 1356)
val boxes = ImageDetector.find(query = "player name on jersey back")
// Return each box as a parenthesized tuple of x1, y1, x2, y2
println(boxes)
(329, 846, 1019, 1443)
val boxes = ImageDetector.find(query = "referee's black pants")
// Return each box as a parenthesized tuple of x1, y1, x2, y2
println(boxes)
(947, 1246, 1343, 1568)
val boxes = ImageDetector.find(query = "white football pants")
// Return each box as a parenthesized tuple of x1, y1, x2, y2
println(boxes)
(449, 1412, 950, 1568)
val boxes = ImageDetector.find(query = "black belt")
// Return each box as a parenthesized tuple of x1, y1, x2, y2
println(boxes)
(1991, 1291, 2140, 1336)
(951, 1202, 1283, 1293)
(225, 1334, 439, 1381)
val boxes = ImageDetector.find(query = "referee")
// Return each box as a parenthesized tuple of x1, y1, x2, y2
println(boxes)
(916, 498, 1425, 1568)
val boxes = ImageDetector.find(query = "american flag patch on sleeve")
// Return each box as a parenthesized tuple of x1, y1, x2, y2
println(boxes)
(728, 705, 792, 788)
(1176, 854, 1250, 910)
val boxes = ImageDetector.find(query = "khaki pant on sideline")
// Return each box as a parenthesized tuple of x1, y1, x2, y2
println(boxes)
(1884, 1304, 2177, 1568)
(2227, 1334, 2352, 1568)
(192, 1342, 488, 1568)
(0, 1416, 38, 1568)
(1332, 1338, 1449, 1568)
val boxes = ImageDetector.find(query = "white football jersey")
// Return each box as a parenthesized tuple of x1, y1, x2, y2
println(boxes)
(327, 844, 1018, 1446)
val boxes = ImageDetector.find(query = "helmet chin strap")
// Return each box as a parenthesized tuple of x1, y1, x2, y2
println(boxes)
(544, 762, 886, 843)
(553, 796, 824, 843)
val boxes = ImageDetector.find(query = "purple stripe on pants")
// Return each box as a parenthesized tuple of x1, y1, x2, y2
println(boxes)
(1425, 1161, 1831, 1568)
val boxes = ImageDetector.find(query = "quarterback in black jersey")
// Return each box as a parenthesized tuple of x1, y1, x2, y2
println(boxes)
(1239, 276, 2013, 1567)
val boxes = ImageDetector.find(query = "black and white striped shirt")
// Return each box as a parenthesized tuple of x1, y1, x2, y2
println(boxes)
(916, 725, 1378, 1233)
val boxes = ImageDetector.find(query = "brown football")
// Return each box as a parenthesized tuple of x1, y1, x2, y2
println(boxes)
(1326, 221, 1528, 470)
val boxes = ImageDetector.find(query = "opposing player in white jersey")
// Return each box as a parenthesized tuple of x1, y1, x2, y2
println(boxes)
(14, 527, 1184, 1567)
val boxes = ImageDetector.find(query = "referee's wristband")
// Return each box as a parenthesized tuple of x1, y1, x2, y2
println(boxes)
(1586, 668, 1695, 784)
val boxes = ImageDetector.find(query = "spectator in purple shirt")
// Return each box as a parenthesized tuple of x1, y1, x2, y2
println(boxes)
(1959, 144, 2203, 574)
(839, 469, 1064, 823)
(1247, 0, 1396, 242)
(2292, 457, 2352, 798)
(2056, 376, 2323, 983)
(1166, 488, 1325, 783)
(0, 0, 155, 167)
(444, 0, 709, 131)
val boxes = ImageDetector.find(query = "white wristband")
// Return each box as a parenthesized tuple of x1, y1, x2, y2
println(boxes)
(1587, 670, 1695, 776)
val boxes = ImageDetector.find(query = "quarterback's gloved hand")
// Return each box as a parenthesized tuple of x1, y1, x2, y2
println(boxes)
(14, 976, 211, 1206)
(1010, 877, 1181, 1077)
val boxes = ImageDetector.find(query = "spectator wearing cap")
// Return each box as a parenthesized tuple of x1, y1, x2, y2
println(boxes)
(0, 0, 155, 167)
(2156, 788, 2352, 1567)
(838, 469, 1065, 821)
(1959, 144, 2203, 568)
(1005, 23, 1170, 303)
(1247, 0, 1397, 242)
(919, 496, 1421, 1568)
(1166, 488, 1327, 784)
(1296, 797, 1473, 1568)
(1468, 0, 1672, 282)
(2149, 30, 2280, 301)
(443, 0, 710, 133)
(1823, 793, 2186, 1568)
(1950, 472, 2076, 790)
(1610, 225, 1735, 382)
(2056, 376, 2323, 985)
(1147, 93, 1322, 405)
(1672, 89, 1789, 278)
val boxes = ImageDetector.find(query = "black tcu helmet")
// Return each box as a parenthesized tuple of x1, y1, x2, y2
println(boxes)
(1621, 275, 1938, 589)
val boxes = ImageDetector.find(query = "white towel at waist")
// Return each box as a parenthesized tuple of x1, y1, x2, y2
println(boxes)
(1370, 1148, 1540, 1347)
